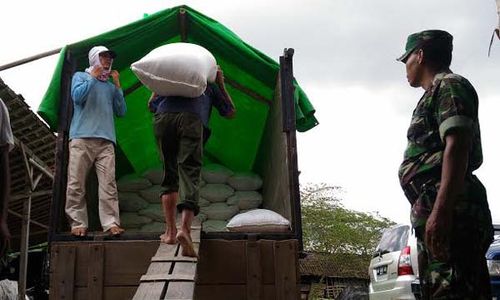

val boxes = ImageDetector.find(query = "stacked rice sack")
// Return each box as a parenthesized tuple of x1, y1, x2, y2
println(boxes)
(199, 164, 263, 232)
(116, 164, 264, 233)
(116, 167, 166, 232)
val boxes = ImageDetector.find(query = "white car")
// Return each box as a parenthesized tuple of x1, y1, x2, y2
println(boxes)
(368, 224, 419, 300)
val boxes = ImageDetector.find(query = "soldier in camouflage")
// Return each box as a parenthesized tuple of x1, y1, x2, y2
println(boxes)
(398, 30, 494, 299)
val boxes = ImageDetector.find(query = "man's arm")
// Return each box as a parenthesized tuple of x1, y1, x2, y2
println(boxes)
(71, 72, 97, 105)
(0, 145, 11, 256)
(0, 145, 10, 222)
(425, 129, 471, 260)
(215, 68, 236, 118)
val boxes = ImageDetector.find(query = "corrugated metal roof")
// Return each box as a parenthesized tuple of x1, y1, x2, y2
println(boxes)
(0, 77, 56, 249)
(299, 252, 370, 279)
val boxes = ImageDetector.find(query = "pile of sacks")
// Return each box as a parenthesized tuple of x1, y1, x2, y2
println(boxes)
(199, 164, 263, 232)
(117, 164, 264, 233)
(117, 166, 166, 233)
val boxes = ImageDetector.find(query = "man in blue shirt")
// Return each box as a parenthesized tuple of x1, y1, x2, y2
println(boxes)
(66, 46, 127, 237)
(149, 67, 235, 257)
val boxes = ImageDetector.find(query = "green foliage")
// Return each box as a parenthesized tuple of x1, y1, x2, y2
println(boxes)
(301, 183, 395, 256)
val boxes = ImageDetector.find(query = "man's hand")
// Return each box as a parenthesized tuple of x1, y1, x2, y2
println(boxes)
(148, 92, 158, 113)
(90, 65, 103, 78)
(110, 70, 121, 88)
(425, 205, 453, 261)
(225, 110, 236, 119)
(216, 66, 225, 85)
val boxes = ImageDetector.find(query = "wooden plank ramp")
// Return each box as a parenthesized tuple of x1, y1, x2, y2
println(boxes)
(133, 222, 201, 300)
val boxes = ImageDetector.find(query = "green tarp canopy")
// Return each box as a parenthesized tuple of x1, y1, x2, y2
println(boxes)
(38, 5, 318, 177)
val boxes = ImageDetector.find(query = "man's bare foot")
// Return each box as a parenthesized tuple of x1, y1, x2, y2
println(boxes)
(176, 231, 198, 258)
(160, 230, 177, 244)
(71, 227, 87, 237)
(109, 226, 125, 236)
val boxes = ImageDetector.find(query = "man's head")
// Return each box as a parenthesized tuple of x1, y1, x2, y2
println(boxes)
(88, 46, 117, 70)
(398, 30, 453, 87)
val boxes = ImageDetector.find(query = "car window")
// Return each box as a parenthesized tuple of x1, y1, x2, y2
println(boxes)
(375, 225, 409, 253)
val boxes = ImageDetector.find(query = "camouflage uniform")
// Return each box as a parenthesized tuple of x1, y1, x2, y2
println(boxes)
(399, 70, 494, 299)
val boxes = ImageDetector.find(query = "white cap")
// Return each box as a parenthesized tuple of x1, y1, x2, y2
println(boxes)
(88, 46, 117, 66)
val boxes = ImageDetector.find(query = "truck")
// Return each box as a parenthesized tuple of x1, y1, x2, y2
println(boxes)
(37, 5, 318, 300)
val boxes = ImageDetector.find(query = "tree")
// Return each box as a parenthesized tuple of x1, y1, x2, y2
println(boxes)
(301, 183, 395, 257)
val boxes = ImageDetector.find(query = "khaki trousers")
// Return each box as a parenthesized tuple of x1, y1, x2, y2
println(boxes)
(65, 138, 120, 231)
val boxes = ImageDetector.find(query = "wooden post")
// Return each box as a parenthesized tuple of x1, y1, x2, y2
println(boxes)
(49, 49, 75, 241)
(18, 143, 44, 300)
(18, 144, 32, 300)
(279, 48, 304, 252)
(178, 8, 189, 42)
(18, 195, 31, 300)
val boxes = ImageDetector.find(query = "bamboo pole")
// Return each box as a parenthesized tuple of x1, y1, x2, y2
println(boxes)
(0, 48, 62, 72)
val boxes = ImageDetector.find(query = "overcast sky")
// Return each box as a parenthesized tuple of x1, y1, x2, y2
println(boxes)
(1, 0, 499, 225)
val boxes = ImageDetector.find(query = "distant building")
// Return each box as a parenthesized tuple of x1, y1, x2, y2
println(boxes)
(300, 251, 369, 299)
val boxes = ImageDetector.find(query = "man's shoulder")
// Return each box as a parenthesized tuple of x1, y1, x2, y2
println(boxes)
(0, 99, 7, 112)
(439, 73, 472, 88)
(437, 72, 476, 97)
(72, 71, 91, 80)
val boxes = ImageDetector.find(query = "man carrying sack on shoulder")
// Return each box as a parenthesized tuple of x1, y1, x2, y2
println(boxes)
(149, 66, 235, 257)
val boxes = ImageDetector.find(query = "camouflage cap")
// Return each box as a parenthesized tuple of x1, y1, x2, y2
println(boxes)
(397, 30, 453, 63)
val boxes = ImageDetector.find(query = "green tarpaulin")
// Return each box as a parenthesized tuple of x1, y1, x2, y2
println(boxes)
(38, 5, 318, 176)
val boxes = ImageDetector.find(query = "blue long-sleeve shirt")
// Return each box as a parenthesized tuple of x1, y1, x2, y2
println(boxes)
(69, 72, 126, 144)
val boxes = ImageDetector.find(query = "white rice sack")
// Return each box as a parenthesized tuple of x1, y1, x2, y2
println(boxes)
(121, 213, 152, 229)
(198, 197, 211, 207)
(227, 172, 263, 191)
(202, 220, 228, 232)
(227, 209, 290, 233)
(139, 204, 164, 222)
(131, 43, 217, 97)
(119, 192, 149, 212)
(227, 191, 262, 210)
(139, 185, 164, 203)
(117, 174, 152, 192)
(200, 203, 239, 221)
(200, 184, 234, 203)
(140, 222, 165, 232)
(0, 279, 18, 300)
(201, 164, 234, 184)
(142, 167, 163, 185)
